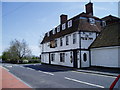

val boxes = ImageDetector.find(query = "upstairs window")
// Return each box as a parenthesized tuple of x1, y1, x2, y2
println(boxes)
(60, 53, 65, 62)
(66, 36, 69, 45)
(73, 33, 76, 44)
(60, 37, 63, 46)
(55, 39, 57, 47)
(47, 32, 50, 37)
(89, 18, 95, 24)
(50, 40, 55, 48)
(57, 25, 60, 32)
(68, 20, 72, 28)
(102, 21, 106, 27)
(52, 28, 56, 34)
(62, 23, 66, 30)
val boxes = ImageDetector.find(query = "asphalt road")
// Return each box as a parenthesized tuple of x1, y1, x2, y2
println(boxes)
(2, 63, 117, 88)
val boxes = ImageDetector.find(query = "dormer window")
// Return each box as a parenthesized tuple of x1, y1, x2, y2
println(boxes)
(52, 28, 56, 34)
(47, 32, 50, 37)
(102, 21, 106, 27)
(89, 18, 95, 24)
(62, 23, 66, 30)
(68, 20, 72, 28)
(57, 25, 60, 32)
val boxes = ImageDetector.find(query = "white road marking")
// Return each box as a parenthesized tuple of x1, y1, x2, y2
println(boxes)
(72, 71, 116, 78)
(38, 71, 54, 76)
(6, 65, 13, 68)
(26, 67, 34, 70)
(65, 77, 104, 88)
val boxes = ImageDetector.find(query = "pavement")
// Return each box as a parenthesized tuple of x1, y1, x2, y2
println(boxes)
(0, 66, 31, 89)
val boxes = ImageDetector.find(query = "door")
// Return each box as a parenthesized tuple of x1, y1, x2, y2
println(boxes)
(73, 50, 77, 68)
(81, 52, 90, 68)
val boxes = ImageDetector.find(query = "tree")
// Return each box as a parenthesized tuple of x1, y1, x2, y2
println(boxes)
(2, 39, 32, 63)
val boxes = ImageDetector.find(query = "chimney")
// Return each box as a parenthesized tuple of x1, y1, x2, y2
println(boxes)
(85, 2, 93, 16)
(60, 14, 68, 24)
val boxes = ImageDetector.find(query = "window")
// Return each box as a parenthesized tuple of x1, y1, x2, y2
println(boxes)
(51, 54, 55, 61)
(53, 28, 56, 34)
(60, 38, 63, 46)
(60, 53, 65, 62)
(89, 18, 95, 24)
(55, 39, 57, 47)
(50, 40, 55, 48)
(102, 21, 106, 27)
(68, 20, 72, 28)
(47, 32, 50, 37)
(83, 53, 87, 62)
(70, 52, 73, 63)
(73, 33, 76, 44)
(66, 36, 69, 45)
(57, 25, 60, 32)
(62, 23, 66, 30)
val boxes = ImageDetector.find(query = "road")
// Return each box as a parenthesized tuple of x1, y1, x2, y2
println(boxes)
(2, 63, 117, 88)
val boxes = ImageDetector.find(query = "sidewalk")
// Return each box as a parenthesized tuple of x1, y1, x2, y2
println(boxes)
(0, 66, 31, 89)
(77, 66, 120, 77)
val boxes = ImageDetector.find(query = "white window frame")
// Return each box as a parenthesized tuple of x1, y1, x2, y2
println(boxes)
(89, 18, 95, 24)
(66, 36, 69, 45)
(47, 32, 50, 37)
(73, 33, 76, 44)
(62, 23, 66, 30)
(57, 25, 60, 32)
(68, 20, 72, 28)
(52, 28, 56, 34)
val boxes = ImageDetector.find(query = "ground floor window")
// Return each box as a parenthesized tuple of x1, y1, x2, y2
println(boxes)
(83, 53, 87, 62)
(70, 52, 73, 63)
(51, 54, 55, 61)
(60, 53, 65, 62)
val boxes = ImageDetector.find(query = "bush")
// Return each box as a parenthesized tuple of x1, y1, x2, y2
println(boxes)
(23, 60, 29, 64)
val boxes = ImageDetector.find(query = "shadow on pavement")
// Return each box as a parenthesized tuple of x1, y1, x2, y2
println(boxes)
(81, 66, 120, 74)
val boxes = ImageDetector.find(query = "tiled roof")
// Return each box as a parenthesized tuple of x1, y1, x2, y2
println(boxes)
(41, 12, 102, 44)
(90, 22, 120, 48)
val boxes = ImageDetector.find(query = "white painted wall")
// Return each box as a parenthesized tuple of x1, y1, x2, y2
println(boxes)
(81, 32, 97, 49)
(50, 52, 73, 67)
(42, 31, 80, 53)
(41, 31, 97, 68)
(41, 53, 49, 64)
(91, 46, 120, 68)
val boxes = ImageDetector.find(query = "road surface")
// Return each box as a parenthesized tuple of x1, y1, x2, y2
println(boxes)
(2, 63, 117, 88)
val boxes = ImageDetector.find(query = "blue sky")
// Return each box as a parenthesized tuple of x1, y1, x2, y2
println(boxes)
(2, 2, 118, 56)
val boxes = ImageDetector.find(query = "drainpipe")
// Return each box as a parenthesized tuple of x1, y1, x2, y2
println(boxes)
(79, 31, 81, 68)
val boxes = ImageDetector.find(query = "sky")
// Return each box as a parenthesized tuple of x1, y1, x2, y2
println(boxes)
(1, 1, 119, 56)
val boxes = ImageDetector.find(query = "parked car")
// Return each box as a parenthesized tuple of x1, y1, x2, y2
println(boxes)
(110, 74, 120, 90)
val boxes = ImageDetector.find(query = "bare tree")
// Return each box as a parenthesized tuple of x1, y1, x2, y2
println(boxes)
(2, 39, 32, 63)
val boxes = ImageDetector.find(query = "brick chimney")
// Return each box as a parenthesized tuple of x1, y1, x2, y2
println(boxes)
(60, 14, 68, 24)
(85, 2, 93, 16)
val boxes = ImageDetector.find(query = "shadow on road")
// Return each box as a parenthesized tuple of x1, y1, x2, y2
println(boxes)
(23, 64, 76, 72)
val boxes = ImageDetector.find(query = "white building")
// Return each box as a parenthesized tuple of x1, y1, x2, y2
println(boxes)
(90, 15, 120, 68)
(40, 2, 120, 68)
(41, 2, 104, 68)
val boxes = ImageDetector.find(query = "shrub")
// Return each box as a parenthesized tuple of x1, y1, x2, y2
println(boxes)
(23, 60, 29, 63)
